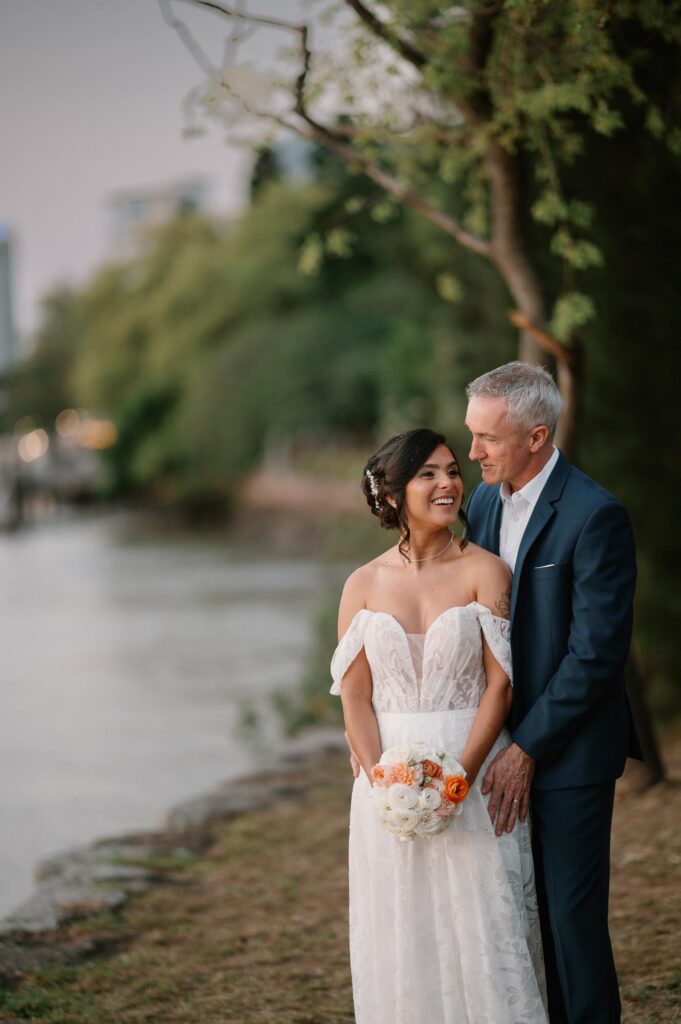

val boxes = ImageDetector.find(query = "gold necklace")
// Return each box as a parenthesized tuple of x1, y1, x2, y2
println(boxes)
(409, 533, 454, 563)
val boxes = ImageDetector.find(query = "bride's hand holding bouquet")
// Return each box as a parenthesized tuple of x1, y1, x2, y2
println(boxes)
(370, 742, 469, 841)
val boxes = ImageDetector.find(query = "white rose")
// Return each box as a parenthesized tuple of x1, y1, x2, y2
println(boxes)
(416, 811, 445, 836)
(387, 783, 419, 810)
(419, 787, 442, 811)
(388, 808, 419, 832)
(443, 755, 466, 777)
(380, 745, 410, 765)
(408, 741, 432, 760)
(371, 788, 391, 821)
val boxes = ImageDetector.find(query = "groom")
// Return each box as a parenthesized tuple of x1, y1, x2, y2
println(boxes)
(465, 361, 641, 1024)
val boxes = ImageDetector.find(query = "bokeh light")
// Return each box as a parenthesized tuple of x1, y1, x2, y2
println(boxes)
(55, 409, 80, 438)
(76, 418, 118, 450)
(17, 429, 49, 462)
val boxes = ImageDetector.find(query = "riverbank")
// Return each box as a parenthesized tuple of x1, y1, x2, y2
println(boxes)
(0, 736, 679, 1024)
(0, 513, 332, 921)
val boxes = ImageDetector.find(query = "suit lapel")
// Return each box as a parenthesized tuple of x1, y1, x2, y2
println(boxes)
(487, 490, 502, 556)
(510, 453, 571, 621)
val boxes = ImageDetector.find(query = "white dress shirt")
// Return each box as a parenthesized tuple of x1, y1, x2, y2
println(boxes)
(499, 448, 560, 572)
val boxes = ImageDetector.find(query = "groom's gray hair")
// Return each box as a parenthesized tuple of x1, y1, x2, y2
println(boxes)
(466, 362, 563, 440)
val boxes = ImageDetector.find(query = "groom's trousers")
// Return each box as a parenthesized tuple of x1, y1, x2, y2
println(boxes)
(530, 782, 620, 1024)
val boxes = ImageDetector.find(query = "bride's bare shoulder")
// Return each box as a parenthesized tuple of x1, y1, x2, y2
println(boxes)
(459, 542, 511, 585)
(460, 542, 512, 616)
(343, 547, 398, 594)
(339, 547, 398, 625)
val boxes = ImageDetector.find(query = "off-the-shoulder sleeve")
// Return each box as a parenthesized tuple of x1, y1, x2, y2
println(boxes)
(471, 602, 513, 684)
(330, 610, 372, 695)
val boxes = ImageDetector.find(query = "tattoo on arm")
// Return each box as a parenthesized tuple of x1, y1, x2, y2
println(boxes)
(494, 590, 511, 619)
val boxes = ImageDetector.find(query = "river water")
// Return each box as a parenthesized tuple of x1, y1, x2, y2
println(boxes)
(0, 514, 326, 918)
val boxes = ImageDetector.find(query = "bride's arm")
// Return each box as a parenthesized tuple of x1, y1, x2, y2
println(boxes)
(458, 559, 513, 785)
(337, 571, 382, 783)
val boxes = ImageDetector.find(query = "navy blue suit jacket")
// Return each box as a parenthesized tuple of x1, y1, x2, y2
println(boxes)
(467, 452, 641, 790)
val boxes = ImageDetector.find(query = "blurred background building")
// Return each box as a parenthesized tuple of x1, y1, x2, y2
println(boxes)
(107, 177, 210, 260)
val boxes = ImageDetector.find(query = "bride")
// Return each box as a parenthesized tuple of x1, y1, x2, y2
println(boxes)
(330, 428, 547, 1024)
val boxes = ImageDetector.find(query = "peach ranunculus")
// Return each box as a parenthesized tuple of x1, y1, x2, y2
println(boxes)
(371, 765, 388, 787)
(435, 800, 456, 817)
(389, 762, 423, 787)
(443, 774, 469, 804)
(420, 759, 443, 781)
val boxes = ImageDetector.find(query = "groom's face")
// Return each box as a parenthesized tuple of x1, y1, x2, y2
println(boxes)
(465, 396, 533, 490)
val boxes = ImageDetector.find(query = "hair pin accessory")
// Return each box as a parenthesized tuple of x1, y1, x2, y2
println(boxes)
(366, 469, 383, 511)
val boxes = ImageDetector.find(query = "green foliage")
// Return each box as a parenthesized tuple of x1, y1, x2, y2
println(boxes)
(100, 384, 179, 496)
(436, 272, 464, 305)
(531, 191, 569, 227)
(550, 230, 603, 270)
(298, 232, 324, 275)
(9, 166, 509, 507)
(3, 288, 82, 431)
(281, 0, 681, 350)
(550, 292, 596, 341)
(272, 581, 345, 736)
(325, 226, 356, 258)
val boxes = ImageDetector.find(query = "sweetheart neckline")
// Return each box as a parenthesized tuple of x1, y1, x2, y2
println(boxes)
(331, 602, 514, 693)
(363, 601, 492, 640)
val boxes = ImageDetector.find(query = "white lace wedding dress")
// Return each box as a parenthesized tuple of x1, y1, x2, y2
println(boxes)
(330, 602, 548, 1024)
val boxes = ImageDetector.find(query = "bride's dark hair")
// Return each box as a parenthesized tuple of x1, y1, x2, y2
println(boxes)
(361, 427, 470, 561)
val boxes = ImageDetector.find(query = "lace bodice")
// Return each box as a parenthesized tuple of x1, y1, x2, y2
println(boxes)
(330, 601, 512, 714)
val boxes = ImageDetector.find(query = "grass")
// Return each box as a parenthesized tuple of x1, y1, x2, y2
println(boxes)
(0, 741, 679, 1024)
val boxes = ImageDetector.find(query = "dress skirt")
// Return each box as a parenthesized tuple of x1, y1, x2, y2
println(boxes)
(348, 708, 548, 1024)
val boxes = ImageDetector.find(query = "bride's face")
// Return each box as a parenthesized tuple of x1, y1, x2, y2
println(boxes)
(402, 444, 462, 529)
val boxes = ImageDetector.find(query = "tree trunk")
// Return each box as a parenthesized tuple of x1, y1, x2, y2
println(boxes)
(485, 143, 664, 784)
(554, 341, 583, 462)
(484, 143, 545, 367)
(625, 650, 665, 786)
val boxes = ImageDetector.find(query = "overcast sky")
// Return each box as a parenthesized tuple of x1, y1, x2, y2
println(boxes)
(0, 0, 312, 339)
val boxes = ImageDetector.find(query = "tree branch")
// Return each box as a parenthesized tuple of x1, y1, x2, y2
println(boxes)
(298, 114, 491, 257)
(293, 22, 311, 120)
(326, 118, 470, 146)
(291, 20, 490, 258)
(189, 0, 302, 33)
(166, 0, 491, 259)
(159, 0, 217, 77)
(454, 5, 547, 362)
(342, 0, 427, 70)
(508, 310, 574, 366)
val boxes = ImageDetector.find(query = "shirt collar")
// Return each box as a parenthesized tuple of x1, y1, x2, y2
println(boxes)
(500, 447, 560, 509)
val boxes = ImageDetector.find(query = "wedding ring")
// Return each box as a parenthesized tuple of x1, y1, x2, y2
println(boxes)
(512, 798, 519, 805)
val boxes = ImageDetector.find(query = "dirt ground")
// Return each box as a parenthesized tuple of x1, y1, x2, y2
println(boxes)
(0, 739, 679, 1024)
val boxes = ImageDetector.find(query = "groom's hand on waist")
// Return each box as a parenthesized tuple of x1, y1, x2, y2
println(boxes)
(481, 743, 535, 836)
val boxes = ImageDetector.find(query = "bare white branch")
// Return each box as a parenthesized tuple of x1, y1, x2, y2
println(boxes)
(162, 0, 492, 259)
(158, 0, 217, 77)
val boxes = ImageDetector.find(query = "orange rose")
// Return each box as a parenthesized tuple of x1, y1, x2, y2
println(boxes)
(443, 774, 469, 804)
(371, 765, 387, 786)
(389, 763, 421, 786)
(420, 759, 443, 781)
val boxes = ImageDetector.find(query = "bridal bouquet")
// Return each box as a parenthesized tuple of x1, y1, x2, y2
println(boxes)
(370, 742, 469, 841)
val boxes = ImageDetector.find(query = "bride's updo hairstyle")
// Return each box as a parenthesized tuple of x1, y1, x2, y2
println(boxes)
(362, 428, 470, 561)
